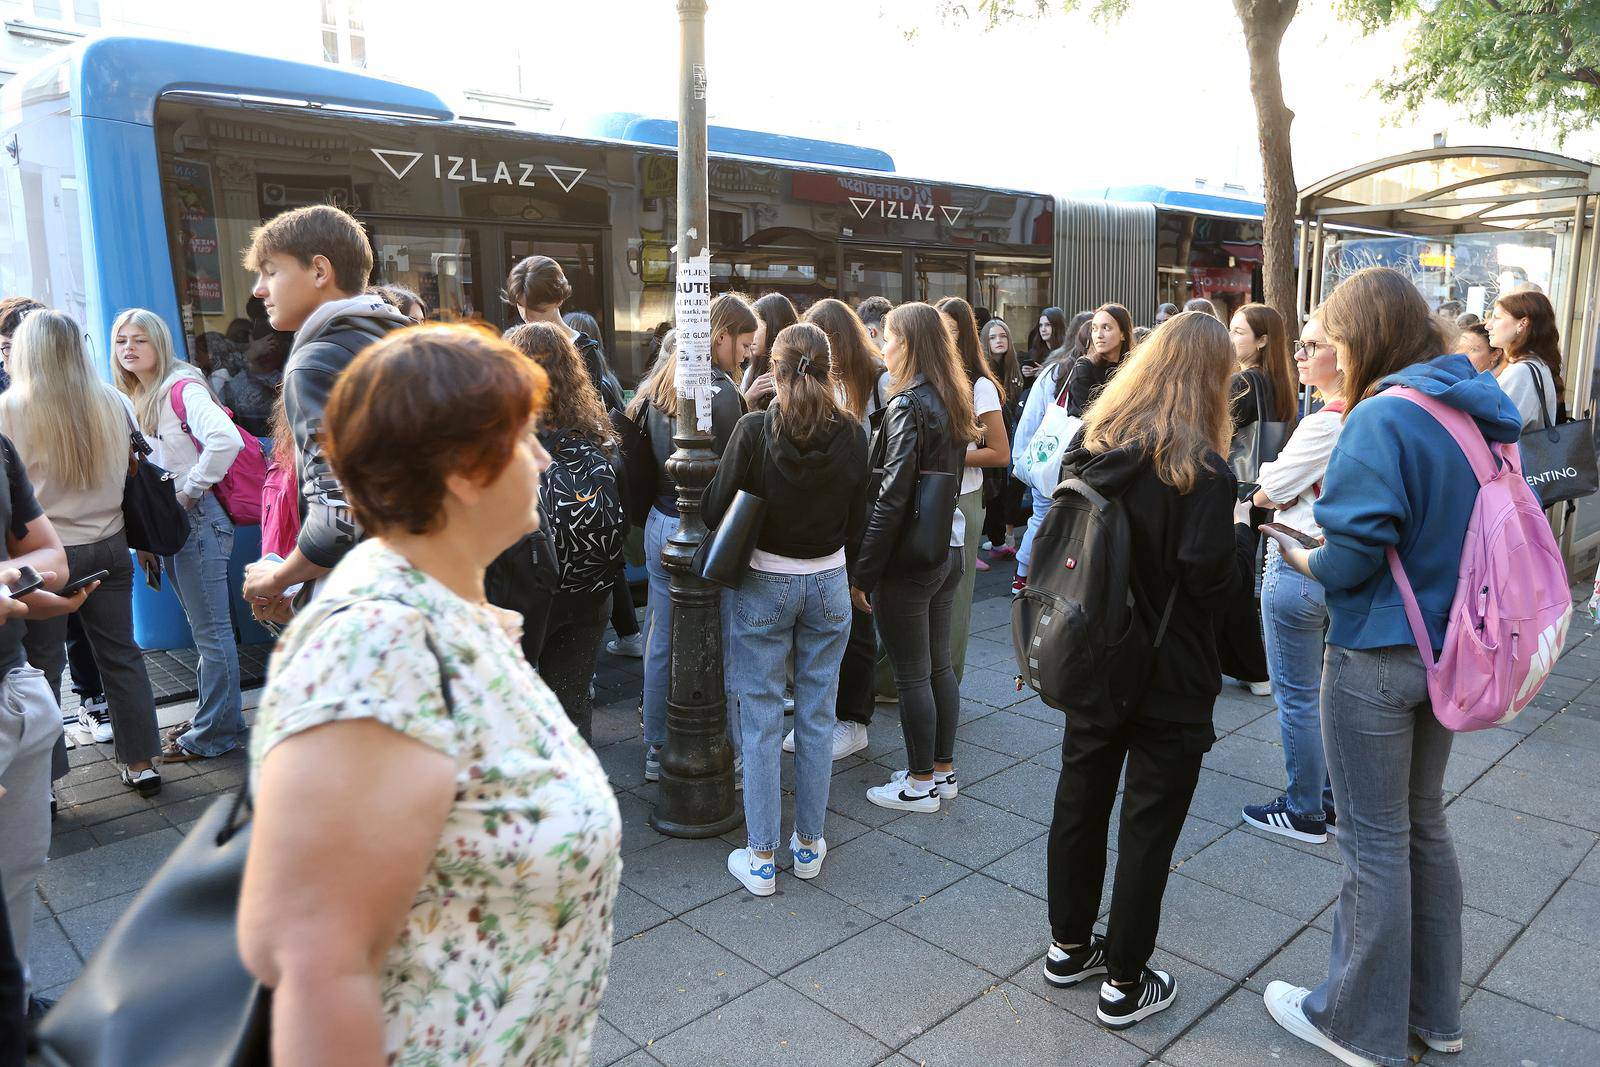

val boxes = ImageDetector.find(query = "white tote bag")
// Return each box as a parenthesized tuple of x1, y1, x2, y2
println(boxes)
(1017, 387, 1082, 490)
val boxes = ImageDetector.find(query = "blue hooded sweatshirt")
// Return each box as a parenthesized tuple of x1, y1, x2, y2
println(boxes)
(1310, 353, 1524, 653)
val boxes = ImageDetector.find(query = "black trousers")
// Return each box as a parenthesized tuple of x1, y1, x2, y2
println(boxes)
(0, 871, 23, 1063)
(835, 605, 878, 727)
(65, 613, 103, 700)
(610, 562, 640, 638)
(1047, 714, 1214, 982)
(539, 587, 610, 743)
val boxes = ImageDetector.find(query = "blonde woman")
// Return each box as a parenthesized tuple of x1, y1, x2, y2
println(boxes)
(4, 310, 161, 794)
(112, 309, 246, 762)
(1042, 312, 1241, 1030)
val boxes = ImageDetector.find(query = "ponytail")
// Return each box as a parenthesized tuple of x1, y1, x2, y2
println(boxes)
(769, 323, 843, 449)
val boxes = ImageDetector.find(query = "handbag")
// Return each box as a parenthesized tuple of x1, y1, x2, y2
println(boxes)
(692, 423, 767, 588)
(894, 396, 960, 571)
(121, 420, 191, 557)
(1017, 374, 1082, 490)
(612, 407, 658, 528)
(1229, 369, 1291, 483)
(35, 604, 455, 1067)
(1516, 360, 1598, 508)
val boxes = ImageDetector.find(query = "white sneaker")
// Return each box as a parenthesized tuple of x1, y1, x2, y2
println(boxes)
(1264, 982, 1378, 1066)
(867, 775, 940, 812)
(1417, 1032, 1464, 1054)
(727, 847, 775, 896)
(790, 832, 827, 879)
(890, 767, 958, 798)
(606, 633, 644, 658)
(783, 720, 868, 760)
(782, 690, 795, 714)
(1247, 679, 1273, 697)
(78, 699, 112, 744)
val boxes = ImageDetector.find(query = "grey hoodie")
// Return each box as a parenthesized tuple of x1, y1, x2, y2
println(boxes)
(283, 295, 410, 572)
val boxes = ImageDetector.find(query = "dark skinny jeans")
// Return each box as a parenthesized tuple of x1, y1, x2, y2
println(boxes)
(538, 586, 610, 743)
(872, 547, 962, 775)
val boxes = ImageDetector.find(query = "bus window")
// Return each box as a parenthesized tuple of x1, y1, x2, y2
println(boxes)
(716, 245, 835, 315)
(977, 255, 1050, 353)
(0, 98, 86, 326)
(914, 251, 968, 305)
(841, 247, 904, 310)
(369, 225, 483, 322)
(506, 233, 604, 327)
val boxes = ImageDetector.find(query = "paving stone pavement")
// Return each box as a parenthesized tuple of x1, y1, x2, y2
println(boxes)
(27, 564, 1600, 1066)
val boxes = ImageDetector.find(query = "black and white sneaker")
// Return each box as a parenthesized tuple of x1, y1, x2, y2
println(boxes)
(1043, 937, 1109, 986)
(1243, 796, 1328, 844)
(866, 775, 940, 812)
(1324, 805, 1337, 836)
(1096, 967, 1176, 1029)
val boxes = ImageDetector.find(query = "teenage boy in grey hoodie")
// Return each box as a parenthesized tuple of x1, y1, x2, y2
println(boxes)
(240, 206, 409, 614)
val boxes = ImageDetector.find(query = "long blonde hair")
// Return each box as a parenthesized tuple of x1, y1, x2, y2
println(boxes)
(2, 310, 128, 492)
(111, 308, 208, 434)
(1081, 311, 1233, 493)
(627, 330, 680, 420)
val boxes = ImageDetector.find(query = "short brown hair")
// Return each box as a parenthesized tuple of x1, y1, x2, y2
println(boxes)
(504, 255, 572, 313)
(323, 324, 548, 535)
(243, 205, 373, 293)
(0, 296, 45, 337)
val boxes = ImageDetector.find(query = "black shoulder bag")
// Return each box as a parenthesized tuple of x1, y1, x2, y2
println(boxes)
(1516, 359, 1597, 508)
(121, 413, 191, 557)
(692, 421, 768, 588)
(893, 392, 960, 572)
(35, 603, 456, 1067)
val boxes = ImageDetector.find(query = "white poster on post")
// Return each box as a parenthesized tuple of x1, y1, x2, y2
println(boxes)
(674, 251, 714, 430)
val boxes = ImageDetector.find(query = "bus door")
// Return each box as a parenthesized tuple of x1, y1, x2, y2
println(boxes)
(841, 246, 906, 309)
(365, 221, 485, 321)
(913, 250, 971, 306)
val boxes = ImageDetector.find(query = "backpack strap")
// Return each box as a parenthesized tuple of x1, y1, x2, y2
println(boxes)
(168, 379, 194, 434)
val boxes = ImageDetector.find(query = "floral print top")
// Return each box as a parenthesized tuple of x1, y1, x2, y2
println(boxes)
(251, 540, 622, 1066)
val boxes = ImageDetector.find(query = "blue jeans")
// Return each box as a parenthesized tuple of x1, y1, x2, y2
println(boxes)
(730, 565, 850, 852)
(163, 493, 244, 757)
(642, 506, 738, 754)
(1303, 644, 1462, 1067)
(1260, 546, 1334, 820)
(1016, 485, 1052, 578)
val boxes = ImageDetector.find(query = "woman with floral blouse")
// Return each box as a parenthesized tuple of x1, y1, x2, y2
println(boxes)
(239, 323, 622, 1066)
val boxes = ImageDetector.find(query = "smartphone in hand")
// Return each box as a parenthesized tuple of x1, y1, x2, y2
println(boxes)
(1236, 480, 1261, 503)
(1262, 522, 1322, 550)
(61, 569, 110, 596)
(3, 565, 43, 599)
(142, 556, 162, 590)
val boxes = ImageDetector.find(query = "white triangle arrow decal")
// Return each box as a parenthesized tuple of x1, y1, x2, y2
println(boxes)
(371, 149, 424, 180)
(545, 165, 587, 193)
(849, 197, 877, 219)
(939, 205, 963, 224)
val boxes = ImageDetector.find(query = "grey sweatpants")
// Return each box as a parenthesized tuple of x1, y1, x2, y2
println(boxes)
(0, 665, 63, 1004)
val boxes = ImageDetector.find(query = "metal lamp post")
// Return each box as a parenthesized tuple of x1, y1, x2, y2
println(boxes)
(650, 0, 741, 838)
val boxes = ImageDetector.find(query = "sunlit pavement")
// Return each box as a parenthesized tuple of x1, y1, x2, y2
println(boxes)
(31, 562, 1600, 1065)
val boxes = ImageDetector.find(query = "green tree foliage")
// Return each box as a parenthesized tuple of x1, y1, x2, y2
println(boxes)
(1341, 0, 1600, 138)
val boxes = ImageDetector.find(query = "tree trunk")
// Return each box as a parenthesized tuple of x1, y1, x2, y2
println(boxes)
(1235, 0, 1299, 328)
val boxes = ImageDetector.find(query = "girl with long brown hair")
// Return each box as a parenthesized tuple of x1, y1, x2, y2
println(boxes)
(1260, 266, 1525, 1065)
(1486, 288, 1564, 429)
(980, 318, 1026, 561)
(804, 297, 888, 428)
(1042, 311, 1242, 1030)
(631, 293, 756, 781)
(1065, 303, 1133, 417)
(500, 323, 618, 740)
(853, 302, 977, 815)
(740, 292, 800, 409)
(703, 322, 868, 895)
(935, 296, 1010, 657)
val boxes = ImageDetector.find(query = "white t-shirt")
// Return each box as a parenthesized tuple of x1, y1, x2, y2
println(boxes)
(953, 376, 1002, 547)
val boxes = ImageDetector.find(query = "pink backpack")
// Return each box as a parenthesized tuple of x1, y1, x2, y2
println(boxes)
(259, 457, 302, 560)
(168, 380, 268, 527)
(1385, 388, 1572, 732)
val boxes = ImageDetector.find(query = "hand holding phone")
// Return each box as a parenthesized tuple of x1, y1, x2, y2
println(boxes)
(1236, 480, 1261, 503)
(3, 565, 43, 599)
(61, 569, 110, 596)
(1262, 522, 1322, 550)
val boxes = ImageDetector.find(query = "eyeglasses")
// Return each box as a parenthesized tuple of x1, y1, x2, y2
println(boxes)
(1295, 340, 1333, 357)
(0, 341, 10, 361)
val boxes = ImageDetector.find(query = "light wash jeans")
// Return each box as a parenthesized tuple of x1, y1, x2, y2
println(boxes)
(1260, 546, 1334, 820)
(163, 493, 245, 757)
(730, 565, 850, 852)
(1015, 485, 1052, 578)
(1303, 644, 1463, 1067)
(642, 506, 738, 754)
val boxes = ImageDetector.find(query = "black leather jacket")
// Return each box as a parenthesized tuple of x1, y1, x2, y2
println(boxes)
(854, 375, 964, 595)
(641, 369, 745, 506)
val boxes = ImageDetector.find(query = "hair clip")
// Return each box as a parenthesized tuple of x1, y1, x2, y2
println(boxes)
(795, 353, 814, 376)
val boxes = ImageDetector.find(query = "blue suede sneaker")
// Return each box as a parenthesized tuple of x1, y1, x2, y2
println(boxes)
(1243, 796, 1328, 844)
(790, 832, 827, 879)
(727, 847, 776, 896)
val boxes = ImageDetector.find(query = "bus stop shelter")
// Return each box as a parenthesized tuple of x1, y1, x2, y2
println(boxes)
(1298, 146, 1600, 570)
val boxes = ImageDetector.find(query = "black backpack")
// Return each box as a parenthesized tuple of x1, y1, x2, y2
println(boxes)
(541, 430, 628, 594)
(1011, 472, 1176, 721)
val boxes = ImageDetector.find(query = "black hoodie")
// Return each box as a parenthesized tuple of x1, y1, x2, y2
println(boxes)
(703, 409, 869, 567)
(1063, 441, 1244, 723)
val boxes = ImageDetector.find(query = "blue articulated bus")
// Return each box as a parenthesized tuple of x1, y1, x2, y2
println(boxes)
(0, 35, 1263, 648)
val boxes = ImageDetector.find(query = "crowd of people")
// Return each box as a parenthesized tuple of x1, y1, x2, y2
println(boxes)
(0, 198, 1577, 1067)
